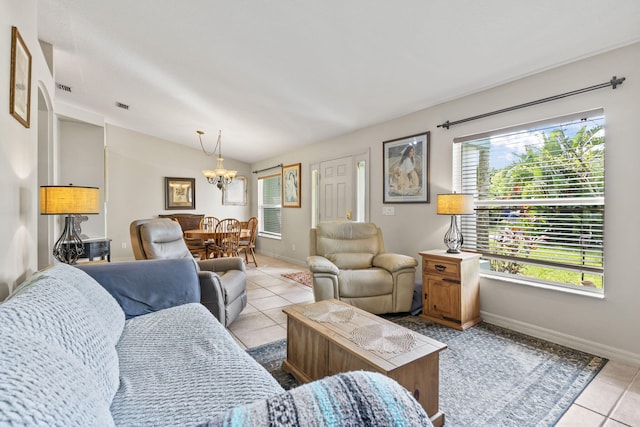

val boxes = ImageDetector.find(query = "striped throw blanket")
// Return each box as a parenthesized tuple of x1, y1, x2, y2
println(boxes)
(200, 371, 432, 426)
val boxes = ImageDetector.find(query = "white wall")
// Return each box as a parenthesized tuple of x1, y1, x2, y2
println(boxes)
(251, 43, 640, 363)
(58, 119, 106, 238)
(0, 0, 54, 298)
(104, 124, 252, 260)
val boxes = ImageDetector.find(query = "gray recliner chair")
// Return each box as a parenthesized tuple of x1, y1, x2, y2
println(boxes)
(306, 221, 418, 314)
(130, 218, 247, 326)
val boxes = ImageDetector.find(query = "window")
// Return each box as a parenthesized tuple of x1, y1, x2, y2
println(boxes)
(258, 173, 281, 238)
(454, 109, 604, 293)
(356, 160, 366, 222)
(311, 167, 319, 228)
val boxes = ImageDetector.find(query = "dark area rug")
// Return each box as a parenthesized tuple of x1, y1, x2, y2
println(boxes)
(247, 315, 607, 427)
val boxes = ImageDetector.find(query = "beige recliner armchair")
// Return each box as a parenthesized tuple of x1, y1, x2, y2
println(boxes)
(130, 218, 247, 326)
(307, 221, 418, 314)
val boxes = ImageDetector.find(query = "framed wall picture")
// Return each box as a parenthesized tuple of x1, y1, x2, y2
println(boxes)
(383, 131, 430, 203)
(165, 177, 196, 210)
(282, 163, 301, 208)
(9, 26, 32, 128)
(222, 176, 247, 206)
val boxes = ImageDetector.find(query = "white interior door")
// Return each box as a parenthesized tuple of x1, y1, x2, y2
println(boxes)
(319, 156, 353, 222)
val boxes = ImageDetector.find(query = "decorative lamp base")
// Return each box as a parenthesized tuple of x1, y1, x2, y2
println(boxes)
(52, 215, 85, 264)
(443, 215, 463, 254)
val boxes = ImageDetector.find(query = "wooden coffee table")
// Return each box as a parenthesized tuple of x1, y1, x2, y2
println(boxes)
(282, 299, 447, 427)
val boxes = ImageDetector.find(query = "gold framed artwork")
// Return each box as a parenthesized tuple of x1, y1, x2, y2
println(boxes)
(222, 176, 247, 206)
(10, 26, 32, 128)
(383, 131, 430, 203)
(165, 177, 196, 210)
(282, 163, 301, 208)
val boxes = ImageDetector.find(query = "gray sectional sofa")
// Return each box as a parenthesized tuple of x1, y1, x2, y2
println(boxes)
(0, 258, 431, 426)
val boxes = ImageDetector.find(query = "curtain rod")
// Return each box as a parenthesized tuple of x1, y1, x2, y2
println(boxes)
(437, 75, 625, 130)
(252, 163, 283, 174)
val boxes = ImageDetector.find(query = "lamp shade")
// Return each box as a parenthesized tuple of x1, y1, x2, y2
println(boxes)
(436, 193, 474, 215)
(40, 185, 100, 215)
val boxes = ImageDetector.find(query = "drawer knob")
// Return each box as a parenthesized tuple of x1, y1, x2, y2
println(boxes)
(435, 264, 447, 271)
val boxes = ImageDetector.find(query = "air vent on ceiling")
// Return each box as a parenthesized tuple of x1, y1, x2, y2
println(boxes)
(56, 83, 72, 92)
(115, 102, 130, 110)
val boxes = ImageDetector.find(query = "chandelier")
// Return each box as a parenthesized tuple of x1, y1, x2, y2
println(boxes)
(199, 130, 237, 190)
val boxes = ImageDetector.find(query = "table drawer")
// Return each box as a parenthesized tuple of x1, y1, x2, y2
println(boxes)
(88, 241, 109, 252)
(424, 259, 460, 278)
(82, 239, 111, 261)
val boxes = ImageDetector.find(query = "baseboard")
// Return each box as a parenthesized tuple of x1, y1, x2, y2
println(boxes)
(254, 250, 306, 267)
(481, 311, 640, 367)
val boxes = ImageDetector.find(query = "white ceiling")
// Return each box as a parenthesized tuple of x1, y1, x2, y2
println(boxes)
(37, 0, 640, 163)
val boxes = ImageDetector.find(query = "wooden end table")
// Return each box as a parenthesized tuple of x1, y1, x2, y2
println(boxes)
(419, 250, 481, 331)
(282, 299, 447, 427)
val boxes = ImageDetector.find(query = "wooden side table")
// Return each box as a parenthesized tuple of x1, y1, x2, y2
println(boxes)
(80, 238, 111, 262)
(419, 250, 481, 330)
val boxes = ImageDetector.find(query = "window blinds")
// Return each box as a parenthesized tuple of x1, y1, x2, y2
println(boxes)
(454, 109, 605, 287)
(258, 174, 281, 236)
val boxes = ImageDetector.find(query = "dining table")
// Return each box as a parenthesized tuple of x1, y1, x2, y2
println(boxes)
(183, 228, 250, 240)
(184, 228, 250, 259)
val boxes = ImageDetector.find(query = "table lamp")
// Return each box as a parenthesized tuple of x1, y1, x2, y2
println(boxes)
(40, 185, 100, 264)
(436, 193, 474, 253)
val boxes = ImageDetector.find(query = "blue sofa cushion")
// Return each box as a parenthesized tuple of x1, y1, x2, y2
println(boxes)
(77, 258, 201, 319)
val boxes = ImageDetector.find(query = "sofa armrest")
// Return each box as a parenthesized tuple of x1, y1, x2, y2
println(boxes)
(76, 258, 200, 319)
(197, 271, 226, 325)
(372, 253, 418, 273)
(306, 255, 339, 275)
(197, 257, 246, 274)
(199, 371, 431, 427)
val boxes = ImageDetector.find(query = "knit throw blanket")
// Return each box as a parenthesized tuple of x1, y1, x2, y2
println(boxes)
(199, 371, 431, 426)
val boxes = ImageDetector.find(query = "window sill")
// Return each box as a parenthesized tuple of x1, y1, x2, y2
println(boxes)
(479, 272, 604, 299)
(258, 233, 281, 241)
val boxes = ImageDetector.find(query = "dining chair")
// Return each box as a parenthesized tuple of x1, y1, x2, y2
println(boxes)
(199, 216, 219, 231)
(200, 216, 220, 258)
(238, 217, 258, 266)
(212, 218, 241, 258)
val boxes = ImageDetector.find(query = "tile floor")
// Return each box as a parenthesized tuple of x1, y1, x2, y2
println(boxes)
(235, 253, 640, 427)
(228, 253, 314, 350)
(556, 361, 640, 426)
